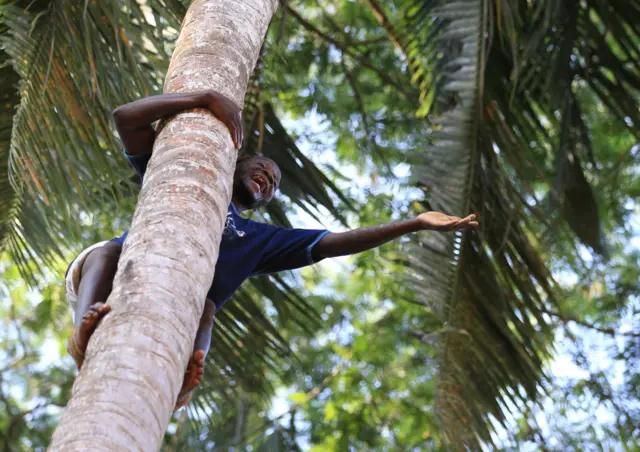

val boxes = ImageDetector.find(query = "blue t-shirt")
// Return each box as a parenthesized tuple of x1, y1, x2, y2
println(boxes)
(112, 152, 329, 312)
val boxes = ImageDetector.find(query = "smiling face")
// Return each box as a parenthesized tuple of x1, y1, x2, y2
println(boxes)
(232, 156, 281, 210)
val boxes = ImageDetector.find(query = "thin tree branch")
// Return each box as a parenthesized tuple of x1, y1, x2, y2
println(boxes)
(232, 397, 246, 450)
(314, 0, 389, 47)
(288, 408, 296, 438)
(361, 0, 404, 54)
(284, 5, 414, 99)
(223, 362, 345, 449)
(0, 376, 15, 418)
(541, 307, 639, 337)
(410, 328, 472, 344)
(0, 353, 35, 375)
(362, 0, 429, 94)
(4, 402, 63, 452)
(341, 59, 371, 138)
(352, 36, 389, 46)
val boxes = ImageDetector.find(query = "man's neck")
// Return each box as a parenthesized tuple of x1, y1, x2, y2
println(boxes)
(231, 196, 248, 212)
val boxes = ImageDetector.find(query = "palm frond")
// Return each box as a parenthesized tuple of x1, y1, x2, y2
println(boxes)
(393, 2, 640, 447)
(3, 0, 175, 202)
(0, 37, 22, 255)
(0, 0, 179, 281)
(380, 0, 460, 117)
(493, 0, 640, 254)
(0, 7, 67, 285)
(398, 0, 557, 448)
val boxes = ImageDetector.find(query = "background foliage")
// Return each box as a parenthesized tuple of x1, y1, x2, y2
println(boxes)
(0, 0, 638, 450)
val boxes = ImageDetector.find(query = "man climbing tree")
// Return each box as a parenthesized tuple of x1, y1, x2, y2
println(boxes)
(64, 91, 479, 409)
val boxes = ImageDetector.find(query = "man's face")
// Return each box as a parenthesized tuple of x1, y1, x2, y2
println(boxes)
(233, 157, 281, 209)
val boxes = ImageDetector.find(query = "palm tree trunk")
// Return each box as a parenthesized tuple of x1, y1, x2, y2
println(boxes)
(49, 0, 277, 450)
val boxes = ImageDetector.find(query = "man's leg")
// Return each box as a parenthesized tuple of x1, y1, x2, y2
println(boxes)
(175, 298, 215, 410)
(68, 242, 122, 369)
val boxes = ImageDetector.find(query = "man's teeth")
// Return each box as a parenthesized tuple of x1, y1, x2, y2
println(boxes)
(254, 176, 267, 191)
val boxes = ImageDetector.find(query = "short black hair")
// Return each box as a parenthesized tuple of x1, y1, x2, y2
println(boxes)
(236, 154, 273, 164)
(236, 153, 253, 164)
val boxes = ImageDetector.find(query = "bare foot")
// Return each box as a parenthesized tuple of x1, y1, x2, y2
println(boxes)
(174, 349, 205, 411)
(68, 302, 111, 370)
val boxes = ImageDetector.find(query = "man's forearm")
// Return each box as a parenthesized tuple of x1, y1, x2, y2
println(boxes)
(313, 219, 423, 259)
(113, 92, 213, 131)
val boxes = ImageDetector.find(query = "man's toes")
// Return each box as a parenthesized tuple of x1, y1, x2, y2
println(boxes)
(193, 351, 205, 367)
(83, 304, 111, 323)
(84, 309, 97, 320)
(91, 302, 110, 314)
(83, 312, 96, 323)
(85, 309, 98, 319)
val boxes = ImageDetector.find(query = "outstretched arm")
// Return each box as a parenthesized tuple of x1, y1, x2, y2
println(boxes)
(112, 91, 243, 156)
(313, 212, 478, 259)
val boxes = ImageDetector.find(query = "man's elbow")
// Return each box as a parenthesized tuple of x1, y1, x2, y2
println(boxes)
(112, 106, 130, 129)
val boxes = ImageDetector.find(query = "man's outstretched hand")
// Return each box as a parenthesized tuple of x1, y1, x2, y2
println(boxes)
(416, 211, 478, 231)
(207, 91, 244, 149)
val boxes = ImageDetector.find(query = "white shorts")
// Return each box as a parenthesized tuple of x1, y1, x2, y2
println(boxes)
(65, 241, 110, 319)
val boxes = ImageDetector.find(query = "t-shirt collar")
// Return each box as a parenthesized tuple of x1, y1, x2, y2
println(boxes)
(229, 202, 238, 214)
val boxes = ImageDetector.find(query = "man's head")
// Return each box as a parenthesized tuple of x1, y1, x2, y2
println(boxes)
(232, 156, 281, 210)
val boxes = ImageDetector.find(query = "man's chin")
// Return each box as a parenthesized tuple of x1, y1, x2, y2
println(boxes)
(247, 196, 268, 210)
(235, 188, 265, 210)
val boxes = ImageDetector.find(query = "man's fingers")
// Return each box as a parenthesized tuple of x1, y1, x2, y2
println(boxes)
(222, 118, 237, 148)
(232, 130, 239, 148)
(454, 214, 478, 229)
(238, 114, 244, 149)
(455, 216, 473, 227)
(230, 122, 241, 149)
(453, 220, 479, 230)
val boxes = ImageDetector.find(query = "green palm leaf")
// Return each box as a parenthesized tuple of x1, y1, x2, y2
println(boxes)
(395, 0, 557, 448)
(380, 0, 639, 447)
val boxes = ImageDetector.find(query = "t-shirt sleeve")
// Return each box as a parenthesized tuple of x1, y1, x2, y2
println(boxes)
(125, 151, 152, 184)
(252, 223, 330, 275)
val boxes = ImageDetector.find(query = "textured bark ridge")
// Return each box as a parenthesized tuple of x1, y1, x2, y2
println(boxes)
(50, 1, 278, 450)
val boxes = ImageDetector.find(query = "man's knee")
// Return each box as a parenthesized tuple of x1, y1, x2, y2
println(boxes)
(201, 298, 215, 325)
(82, 242, 122, 274)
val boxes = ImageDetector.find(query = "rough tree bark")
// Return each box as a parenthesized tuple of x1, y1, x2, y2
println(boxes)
(50, 0, 278, 450)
